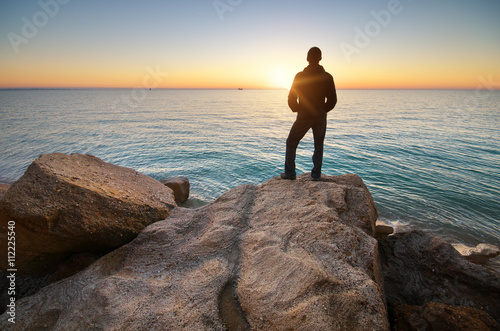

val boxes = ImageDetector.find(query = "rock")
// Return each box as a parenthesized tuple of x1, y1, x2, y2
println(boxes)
(378, 230, 500, 326)
(0, 153, 176, 275)
(392, 302, 499, 331)
(375, 220, 394, 238)
(452, 243, 500, 265)
(0, 173, 389, 330)
(161, 176, 190, 204)
(0, 183, 9, 199)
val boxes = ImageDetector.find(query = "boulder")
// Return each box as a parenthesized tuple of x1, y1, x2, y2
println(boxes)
(0, 173, 389, 330)
(378, 230, 500, 326)
(375, 219, 394, 238)
(161, 176, 190, 204)
(0, 153, 176, 275)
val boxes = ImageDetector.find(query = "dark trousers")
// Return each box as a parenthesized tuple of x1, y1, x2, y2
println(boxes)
(284, 115, 327, 179)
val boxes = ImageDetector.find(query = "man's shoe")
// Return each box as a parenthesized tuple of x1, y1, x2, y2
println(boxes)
(280, 173, 296, 180)
(311, 175, 321, 181)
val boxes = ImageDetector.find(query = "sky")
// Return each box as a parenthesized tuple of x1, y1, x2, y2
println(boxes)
(0, 0, 499, 89)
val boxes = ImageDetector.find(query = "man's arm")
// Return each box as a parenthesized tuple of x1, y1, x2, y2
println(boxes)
(288, 74, 300, 112)
(325, 75, 337, 112)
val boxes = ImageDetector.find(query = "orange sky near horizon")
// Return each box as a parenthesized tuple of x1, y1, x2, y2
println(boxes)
(1, 61, 495, 90)
(1, 53, 496, 90)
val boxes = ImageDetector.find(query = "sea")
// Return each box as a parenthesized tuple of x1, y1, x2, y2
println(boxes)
(0, 89, 499, 247)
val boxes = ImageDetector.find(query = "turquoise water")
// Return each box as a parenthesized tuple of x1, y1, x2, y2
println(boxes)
(0, 89, 499, 246)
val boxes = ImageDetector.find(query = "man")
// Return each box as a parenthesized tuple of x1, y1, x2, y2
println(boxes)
(281, 47, 337, 181)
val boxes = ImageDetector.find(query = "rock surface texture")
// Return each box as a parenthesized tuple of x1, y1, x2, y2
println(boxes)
(0, 184, 10, 199)
(0, 173, 389, 330)
(392, 302, 499, 331)
(379, 230, 500, 329)
(0, 153, 176, 275)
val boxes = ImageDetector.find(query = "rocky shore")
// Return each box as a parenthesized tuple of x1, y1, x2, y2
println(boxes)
(1, 153, 499, 330)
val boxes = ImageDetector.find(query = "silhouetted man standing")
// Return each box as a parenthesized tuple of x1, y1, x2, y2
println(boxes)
(281, 47, 337, 181)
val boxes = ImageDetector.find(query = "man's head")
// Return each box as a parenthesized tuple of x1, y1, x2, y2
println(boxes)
(307, 47, 322, 64)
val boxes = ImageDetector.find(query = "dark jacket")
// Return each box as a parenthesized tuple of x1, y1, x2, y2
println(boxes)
(288, 64, 337, 119)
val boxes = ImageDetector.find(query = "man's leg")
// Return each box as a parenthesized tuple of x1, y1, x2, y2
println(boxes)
(311, 116, 327, 179)
(284, 118, 311, 178)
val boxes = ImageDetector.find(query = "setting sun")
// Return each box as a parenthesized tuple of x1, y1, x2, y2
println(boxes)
(269, 68, 294, 90)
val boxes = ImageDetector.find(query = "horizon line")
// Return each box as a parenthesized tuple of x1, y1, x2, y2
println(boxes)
(1, 87, 497, 91)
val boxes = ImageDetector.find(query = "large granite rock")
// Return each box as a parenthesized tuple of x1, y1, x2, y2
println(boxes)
(378, 230, 500, 328)
(0, 153, 176, 275)
(0, 173, 389, 330)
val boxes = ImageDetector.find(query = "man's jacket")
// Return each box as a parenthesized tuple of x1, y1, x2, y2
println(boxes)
(288, 64, 337, 119)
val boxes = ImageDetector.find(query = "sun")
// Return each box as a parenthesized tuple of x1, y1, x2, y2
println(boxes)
(269, 68, 293, 90)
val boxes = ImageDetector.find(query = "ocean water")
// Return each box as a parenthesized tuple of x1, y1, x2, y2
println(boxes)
(0, 89, 499, 246)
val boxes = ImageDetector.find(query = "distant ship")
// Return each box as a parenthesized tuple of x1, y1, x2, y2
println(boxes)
(238, 88, 243, 90)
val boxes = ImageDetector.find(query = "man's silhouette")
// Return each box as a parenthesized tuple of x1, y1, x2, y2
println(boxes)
(281, 47, 337, 181)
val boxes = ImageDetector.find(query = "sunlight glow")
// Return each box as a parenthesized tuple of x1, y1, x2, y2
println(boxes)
(269, 68, 294, 90)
